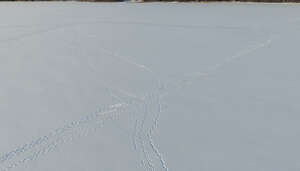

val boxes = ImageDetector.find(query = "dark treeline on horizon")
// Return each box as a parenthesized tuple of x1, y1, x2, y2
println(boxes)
(1, 0, 300, 1)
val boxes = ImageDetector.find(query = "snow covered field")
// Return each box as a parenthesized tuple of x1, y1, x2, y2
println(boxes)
(1, 2, 300, 171)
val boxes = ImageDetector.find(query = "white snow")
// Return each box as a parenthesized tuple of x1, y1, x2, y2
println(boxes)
(1, 2, 300, 171)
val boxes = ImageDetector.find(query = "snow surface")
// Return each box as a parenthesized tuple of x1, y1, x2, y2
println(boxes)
(1, 2, 300, 171)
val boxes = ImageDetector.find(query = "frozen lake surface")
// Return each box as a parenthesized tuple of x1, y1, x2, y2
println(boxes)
(1, 2, 300, 171)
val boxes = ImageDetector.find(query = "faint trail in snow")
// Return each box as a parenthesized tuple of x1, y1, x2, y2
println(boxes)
(0, 103, 127, 171)
(148, 133, 168, 171)
(124, 93, 169, 171)
(92, 46, 163, 88)
(135, 100, 153, 171)
(0, 25, 63, 44)
(142, 140, 155, 171)
(210, 36, 274, 72)
(88, 45, 155, 75)
(147, 95, 169, 171)
(62, 38, 152, 103)
(0, 20, 252, 49)
(111, 50, 155, 75)
(54, 20, 259, 32)
(97, 88, 159, 171)
(133, 119, 138, 151)
(161, 35, 275, 99)
(0, 22, 98, 44)
(108, 90, 158, 171)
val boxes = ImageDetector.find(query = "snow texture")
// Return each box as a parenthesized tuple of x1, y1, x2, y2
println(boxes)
(1, 2, 300, 171)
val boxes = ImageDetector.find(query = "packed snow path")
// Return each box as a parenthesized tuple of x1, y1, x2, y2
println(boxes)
(1, 2, 300, 171)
